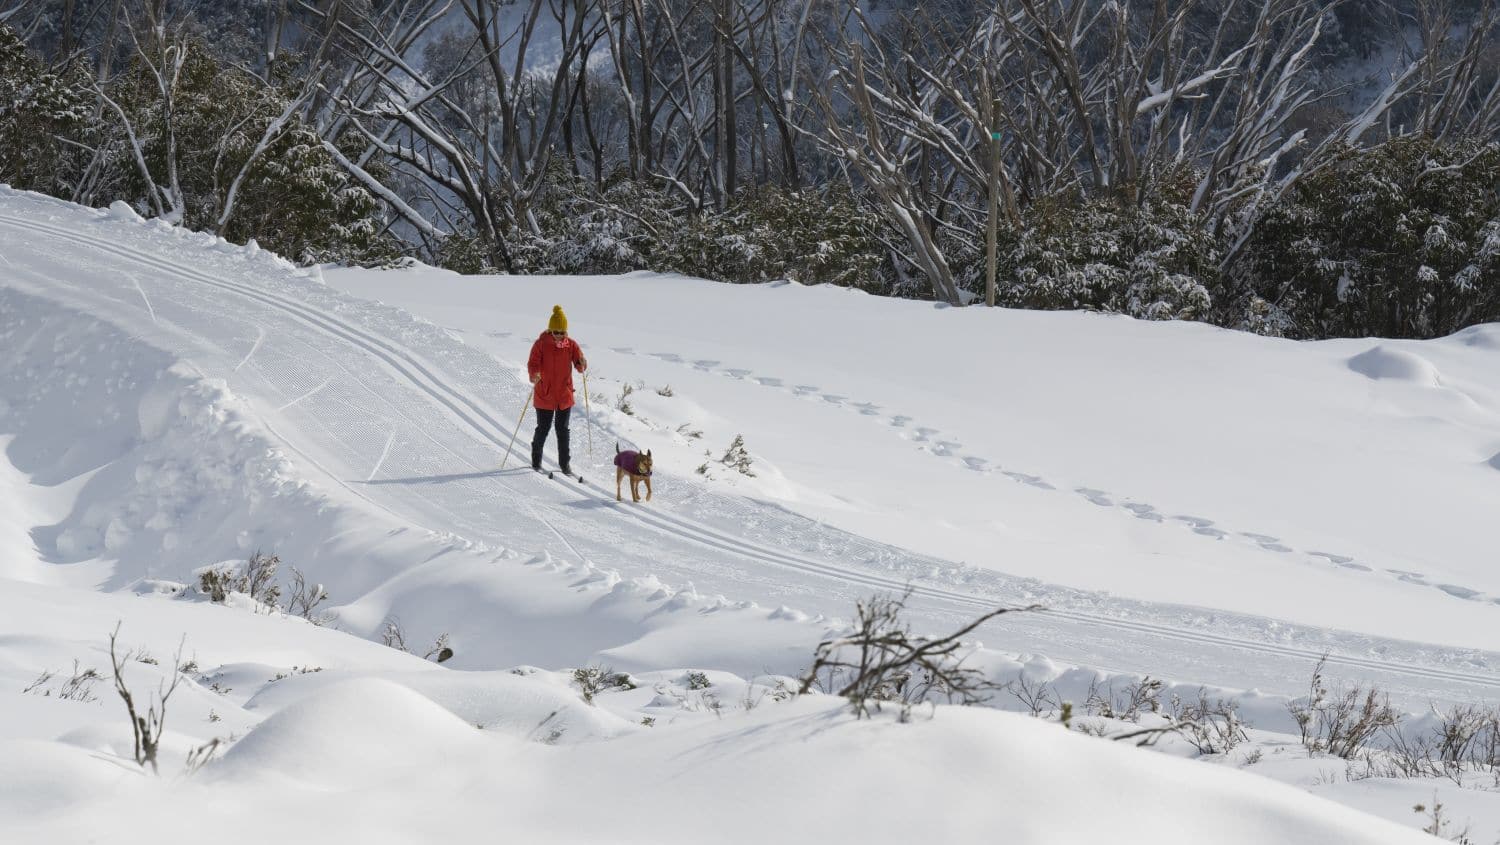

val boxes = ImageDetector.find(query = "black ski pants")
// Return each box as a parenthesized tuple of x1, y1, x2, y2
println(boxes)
(532, 407, 571, 471)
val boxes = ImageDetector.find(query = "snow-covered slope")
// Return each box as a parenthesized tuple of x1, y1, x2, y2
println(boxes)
(0, 185, 1494, 841)
(327, 266, 1500, 640)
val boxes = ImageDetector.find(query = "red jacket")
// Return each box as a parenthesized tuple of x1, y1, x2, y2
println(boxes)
(528, 332, 585, 410)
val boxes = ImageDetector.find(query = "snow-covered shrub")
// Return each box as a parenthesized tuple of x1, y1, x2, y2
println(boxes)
(800, 590, 1038, 720)
(654, 187, 892, 290)
(994, 187, 1218, 321)
(719, 434, 754, 476)
(1412, 796, 1471, 841)
(378, 617, 453, 662)
(434, 231, 498, 275)
(197, 550, 282, 607)
(424, 634, 454, 664)
(285, 567, 331, 625)
(1005, 675, 1060, 718)
(512, 168, 677, 275)
(1084, 676, 1164, 721)
(1381, 703, 1500, 783)
(1238, 137, 1500, 339)
(743, 186, 891, 290)
(1286, 657, 1399, 759)
(197, 567, 234, 603)
(196, 552, 333, 625)
(516, 171, 893, 291)
(572, 665, 634, 704)
(21, 661, 102, 702)
(1174, 692, 1249, 756)
(616, 383, 636, 416)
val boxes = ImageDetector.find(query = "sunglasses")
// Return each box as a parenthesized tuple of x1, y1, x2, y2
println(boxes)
(550, 331, 567, 338)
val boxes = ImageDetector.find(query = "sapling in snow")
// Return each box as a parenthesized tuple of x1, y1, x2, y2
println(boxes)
(108, 623, 185, 774)
(720, 434, 754, 476)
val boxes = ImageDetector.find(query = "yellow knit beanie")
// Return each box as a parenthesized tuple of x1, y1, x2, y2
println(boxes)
(547, 305, 568, 332)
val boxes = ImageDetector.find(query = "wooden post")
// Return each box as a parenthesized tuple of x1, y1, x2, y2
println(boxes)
(986, 128, 1001, 308)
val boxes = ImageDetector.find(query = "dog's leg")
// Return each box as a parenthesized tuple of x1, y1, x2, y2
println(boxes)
(631, 477, 641, 502)
(645, 476, 652, 502)
(616, 467, 624, 501)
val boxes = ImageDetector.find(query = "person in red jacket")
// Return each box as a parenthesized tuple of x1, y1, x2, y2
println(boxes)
(528, 305, 588, 474)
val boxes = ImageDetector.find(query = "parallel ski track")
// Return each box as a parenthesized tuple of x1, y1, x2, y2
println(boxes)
(5, 210, 1499, 693)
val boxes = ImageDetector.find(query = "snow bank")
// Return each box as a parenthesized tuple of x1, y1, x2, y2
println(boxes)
(242, 668, 637, 743)
(0, 288, 326, 587)
(0, 740, 133, 816)
(6, 691, 1432, 844)
(1347, 345, 1443, 386)
(105, 200, 143, 223)
(212, 678, 483, 787)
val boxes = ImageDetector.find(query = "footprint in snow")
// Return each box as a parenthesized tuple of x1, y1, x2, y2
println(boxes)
(1439, 584, 1483, 600)
(1076, 487, 1113, 507)
(1002, 471, 1054, 490)
(1241, 532, 1293, 553)
(1307, 552, 1374, 572)
(1123, 502, 1163, 522)
(603, 339, 1300, 558)
(1171, 515, 1227, 539)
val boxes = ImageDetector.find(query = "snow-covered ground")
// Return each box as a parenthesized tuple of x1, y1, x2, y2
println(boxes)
(2, 185, 1497, 841)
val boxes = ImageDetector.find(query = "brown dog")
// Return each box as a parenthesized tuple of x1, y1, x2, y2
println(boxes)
(614, 444, 653, 502)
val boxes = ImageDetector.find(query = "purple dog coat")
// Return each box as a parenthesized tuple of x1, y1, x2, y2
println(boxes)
(614, 450, 650, 475)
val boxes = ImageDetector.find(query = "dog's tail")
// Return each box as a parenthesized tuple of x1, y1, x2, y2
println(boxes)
(615, 441, 621, 455)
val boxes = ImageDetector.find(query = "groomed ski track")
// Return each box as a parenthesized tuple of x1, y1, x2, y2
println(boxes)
(3, 187, 1498, 708)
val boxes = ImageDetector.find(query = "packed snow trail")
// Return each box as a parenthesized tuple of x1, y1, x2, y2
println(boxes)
(3, 188, 1499, 708)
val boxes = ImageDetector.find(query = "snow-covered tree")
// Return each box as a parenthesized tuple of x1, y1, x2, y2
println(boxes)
(0, 24, 91, 195)
(96, 39, 389, 262)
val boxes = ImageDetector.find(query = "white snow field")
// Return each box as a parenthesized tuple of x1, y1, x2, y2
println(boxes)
(0, 184, 1496, 841)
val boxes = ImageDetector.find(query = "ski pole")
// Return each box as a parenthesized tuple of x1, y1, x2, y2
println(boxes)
(500, 385, 534, 470)
(582, 371, 594, 459)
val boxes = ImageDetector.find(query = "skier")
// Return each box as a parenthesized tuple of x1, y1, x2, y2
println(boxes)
(528, 305, 588, 475)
